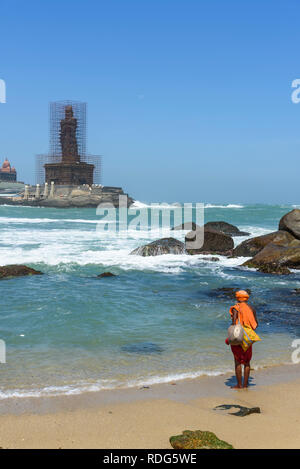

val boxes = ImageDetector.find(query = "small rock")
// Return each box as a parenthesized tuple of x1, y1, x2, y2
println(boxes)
(170, 430, 233, 449)
(97, 272, 116, 278)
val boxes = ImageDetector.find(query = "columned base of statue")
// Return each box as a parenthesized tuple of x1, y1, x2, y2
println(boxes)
(44, 162, 94, 186)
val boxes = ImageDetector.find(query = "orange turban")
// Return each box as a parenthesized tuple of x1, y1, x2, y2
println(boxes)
(235, 290, 250, 301)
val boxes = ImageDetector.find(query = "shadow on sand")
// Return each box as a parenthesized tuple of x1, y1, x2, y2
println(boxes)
(224, 375, 256, 388)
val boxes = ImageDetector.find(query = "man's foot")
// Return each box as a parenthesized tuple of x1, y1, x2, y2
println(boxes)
(231, 385, 242, 389)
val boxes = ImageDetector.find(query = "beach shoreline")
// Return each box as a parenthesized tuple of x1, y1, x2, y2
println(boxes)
(0, 362, 300, 448)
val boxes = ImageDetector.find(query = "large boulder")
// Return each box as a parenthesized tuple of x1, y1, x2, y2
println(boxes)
(130, 237, 185, 256)
(279, 209, 300, 240)
(0, 265, 43, 279)
(243, 239, 300, 270)
(204, 221, 249, 237)
(170, 430, 233, 449)
(233, 230, 295, 257)
(185, 227, 234, 255)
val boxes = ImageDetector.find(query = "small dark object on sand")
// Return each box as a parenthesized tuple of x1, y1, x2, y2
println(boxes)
(214, 404, 261, 417)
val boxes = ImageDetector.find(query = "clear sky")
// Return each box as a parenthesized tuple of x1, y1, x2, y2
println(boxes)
(0, 0, 300, 204)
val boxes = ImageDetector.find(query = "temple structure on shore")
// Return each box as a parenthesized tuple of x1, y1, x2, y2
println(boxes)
(0, 158, 17, 182)
(36, 101, 101, 185)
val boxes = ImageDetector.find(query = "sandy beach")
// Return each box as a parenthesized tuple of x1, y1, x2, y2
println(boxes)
(0, 363, 299, 449)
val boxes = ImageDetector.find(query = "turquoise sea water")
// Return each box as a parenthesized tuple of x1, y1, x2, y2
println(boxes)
(0, 202, 299, 398)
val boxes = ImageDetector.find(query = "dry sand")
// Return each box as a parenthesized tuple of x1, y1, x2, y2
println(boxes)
(0, 364, 300, 449)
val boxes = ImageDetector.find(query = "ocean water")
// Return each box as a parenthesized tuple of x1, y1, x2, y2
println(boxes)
(0, 202, 299, 398)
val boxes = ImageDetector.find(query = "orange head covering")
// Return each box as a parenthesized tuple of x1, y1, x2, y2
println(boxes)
(235, 290, 250, 301)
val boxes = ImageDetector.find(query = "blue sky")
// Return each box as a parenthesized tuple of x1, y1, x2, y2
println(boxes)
(0, 0, 299, 203)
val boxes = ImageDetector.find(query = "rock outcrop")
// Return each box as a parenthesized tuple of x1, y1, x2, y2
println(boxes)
(204, 221, 249, 237)
(185, 227, 234, 255)
(279, 209, 300, 240)
(130, 237, 185, 256)
(227, 209, 300, 274)
(0, 265, 43, 279)
(170, 430, 234, 450)
(243, 240, 300, 270)
(0, 185, 134, 208)
(233, 230, 294, 257)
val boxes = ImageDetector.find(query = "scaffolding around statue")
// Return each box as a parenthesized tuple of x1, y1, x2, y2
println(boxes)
(36, 100, 102, 185)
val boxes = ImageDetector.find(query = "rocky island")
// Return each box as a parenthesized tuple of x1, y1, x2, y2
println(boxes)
(0, 101, 134, 208)
(0, 183, 134, 208)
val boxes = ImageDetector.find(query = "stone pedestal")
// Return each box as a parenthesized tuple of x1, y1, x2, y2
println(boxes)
(44, 162, 94, 186)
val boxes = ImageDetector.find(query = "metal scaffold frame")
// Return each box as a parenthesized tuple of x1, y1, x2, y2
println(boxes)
(35, 100, 102, 185)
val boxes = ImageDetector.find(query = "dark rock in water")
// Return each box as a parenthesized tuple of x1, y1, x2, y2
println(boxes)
(243, 240, 300, 271)
(130, 237, 185, 256)
(204, 221, 249, 237)
(279, 209, 300, 240)
(97, 272, 116, 278)
(204, 256, 220, 262)
(214, 404, 261, 417)
(254, 264, 291, 275)
(172, 222, 201, 231)
(292, 288, 300, 294)
(185, 227, 234, 255)
(210, 287, 251, 299)
(170, 430, 234, 449)
(121, 342, 164, 354)
(233, 230, 294, 257)
(0, 265, 43, 279)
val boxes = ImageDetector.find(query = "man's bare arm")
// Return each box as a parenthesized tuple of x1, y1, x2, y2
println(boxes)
(232, 308, 238, 325)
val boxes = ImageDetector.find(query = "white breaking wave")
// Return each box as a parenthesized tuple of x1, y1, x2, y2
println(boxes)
(0, 368, 232, 399)
(204, 203, 244, 209)
(0, 212, 272, 272)
(132, 200, 245, 209)
(131, 200, 182, 209)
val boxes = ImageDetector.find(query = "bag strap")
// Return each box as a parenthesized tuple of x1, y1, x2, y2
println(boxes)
(234, 304, 242, 326)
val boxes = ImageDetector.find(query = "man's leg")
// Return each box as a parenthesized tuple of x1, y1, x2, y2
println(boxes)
(243, 362, 250, 388)
(232, 359, 242, 389)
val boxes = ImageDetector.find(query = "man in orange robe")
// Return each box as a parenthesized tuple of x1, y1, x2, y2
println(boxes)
(226, 290, 258, 389)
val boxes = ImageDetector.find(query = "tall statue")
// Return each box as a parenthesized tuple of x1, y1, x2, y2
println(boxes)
(60, 105, 80, 163)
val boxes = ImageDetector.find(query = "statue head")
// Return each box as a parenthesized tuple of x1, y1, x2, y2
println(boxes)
(65, 105, 74, 119)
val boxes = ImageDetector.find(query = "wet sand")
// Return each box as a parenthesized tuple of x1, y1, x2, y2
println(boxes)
(0, 363, 299, 449)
